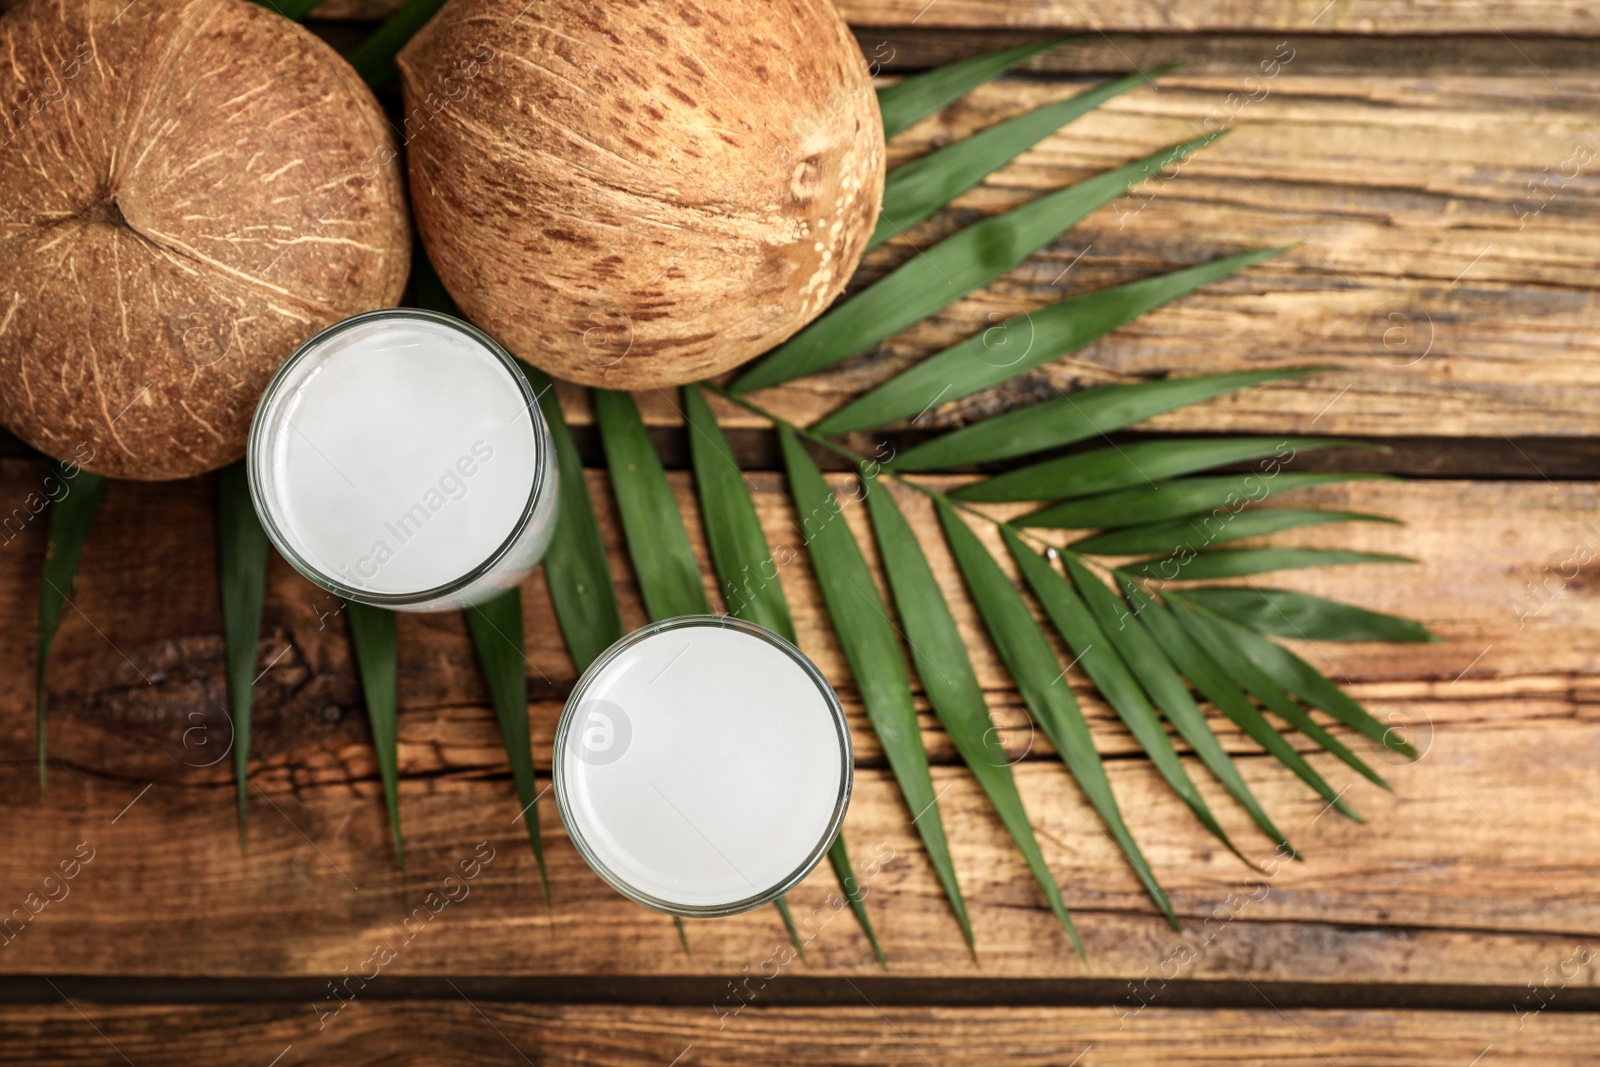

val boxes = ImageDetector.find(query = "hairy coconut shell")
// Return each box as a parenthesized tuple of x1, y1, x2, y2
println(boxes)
(397, 0, 883, 390)
(0, 0, 410, 480)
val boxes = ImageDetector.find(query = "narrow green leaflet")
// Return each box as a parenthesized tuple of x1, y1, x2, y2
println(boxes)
(1189, 608, 1416, 758)
(935, 502, 1175, 927)
(218, 461, 270, 844)
(518, 366, 624, 671)
(866, 484, 1080, 954)
(465, 588, 550, 901)
(877, 39, 1072, 140)
(871, 67, 1173, 248)
(36, 463, 107, 792)
(1165, 596, 1389, 791)
(682, 386, 872, 960)
(683, 385, 794, 639)
(1128, 548, 1413, 581)
(731, 133, 1225, 395)
(1012, 540, 1283, 862)
(595, 389, 711, 618)
(1020, 472, 1389, 529)
(893, 370, 1322, 472)
(779, 428, 973, 946)
(1070, 509, 1399, 556)
(1179, 586, 1435, 643)
(345, 602, 404, 864)
(1118, 578, 1355, 825)
(817, 248, 1280, 434)
(951, 437, 1378, 504)
(1056, 550, 1292, 857)
(828, 834, 887, 966)
(346, 0, 448, 90)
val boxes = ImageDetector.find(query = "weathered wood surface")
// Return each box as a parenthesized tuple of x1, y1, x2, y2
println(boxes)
(2, 1004, 1596, 1067)
(2, 460, 1596, 984)
(303, 0, 1600, 35)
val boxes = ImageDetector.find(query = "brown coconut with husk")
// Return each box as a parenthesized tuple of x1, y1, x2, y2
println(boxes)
(397, 0, 883, 390)
(0, 0, 410, 480)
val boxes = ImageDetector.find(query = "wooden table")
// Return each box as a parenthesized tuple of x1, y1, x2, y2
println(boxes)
(3, 0, 1598, 1063)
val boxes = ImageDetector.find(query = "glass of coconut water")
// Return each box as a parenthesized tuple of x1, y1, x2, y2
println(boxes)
(554, 615, 853, 917)
(248, 308, 559, 612)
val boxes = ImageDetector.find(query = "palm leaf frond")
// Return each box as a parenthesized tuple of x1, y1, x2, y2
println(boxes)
(779, 428, 975, 950)
(1127, 548, 1413, 581)
(217, 461, 270, 846)
(816, 248, 1283, 434)
(872, 66, 1175, 248)
(36, 463, 107, 792)
(346, 0, 447, 90)
(346, 601, 404, 865)
(465, 589, 550, 901)
(1118, 579, 1358, 824)
(1012, 540, 1263, 866)
(953, 436, 1381, 504)
(681, 384, 873, 960)
(730, 132, 1227, 396)
(1072, 509, 1399, 555)
(876, 39, 1074, 140)
(1020, 472, 1392, 529)
(1176, 586, 1436, 644)
(893, 369, 1327, 472)
(866, 482, 1081, 954)
(935, 502, 1175, 927)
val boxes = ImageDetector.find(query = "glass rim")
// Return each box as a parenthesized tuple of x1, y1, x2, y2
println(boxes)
(247, 307, 552, 608)
(553, 615, 854, 918)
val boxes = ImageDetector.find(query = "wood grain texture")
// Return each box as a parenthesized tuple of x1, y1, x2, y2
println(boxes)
(298, 0, 1599, 35)
(2, 460, 1597, 983)
(599, 64, 1600, 442)
(1, 1003, 1596, 1066)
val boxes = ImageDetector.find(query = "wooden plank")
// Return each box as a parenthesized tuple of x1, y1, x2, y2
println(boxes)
(0, 1004, 1595, 1066)
(2, 461, 1598, 982)
(599, 66, 1600, 441)
(298, 0, 1600, 36)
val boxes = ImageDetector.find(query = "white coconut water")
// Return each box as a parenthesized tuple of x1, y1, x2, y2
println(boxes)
(556, 617, 852, 914)
(249, 310, 556, 611)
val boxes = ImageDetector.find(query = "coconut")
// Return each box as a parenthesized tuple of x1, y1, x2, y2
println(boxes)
(0, 0, 410, 480)
(397, 0, 883, 390)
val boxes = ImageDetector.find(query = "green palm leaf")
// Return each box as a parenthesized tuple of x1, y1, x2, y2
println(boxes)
(865, 484, 1080, 954)
(36, 462, 107, 792)
(518, 366, 624, 672)
(1128, 548, 1413, 581)
(872, 67, 1175, 248)
(1165, 596, 1389, 791)
(779, 427, 974, 949)
(346, 0, 448, 90)
(1020, 472, 1390, 528)
(1042, 555, 1293, 856)
(951, 437, 1380, 504)
(1117, 578, 1356, 824)
(1070, 509, 1399, 555)
(935, 503, 1175, 927)
(595, 390, 711, 618)
(217, 461, 270, 846)
(346, 601, 404, 864)
(683, 385, 796, 639)
(1011, 541, 1275, 864)
(1175, 604, 1417, 757)
(892, 370, 1325, 472)
(465, 589, 550, 901)
(816, 249, 1282, 434)
(877, 40, 1073, 140)
(682, 384, 875, 962)
(1179, 586, 1435, 643)
(731, 132, 1226, 396)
